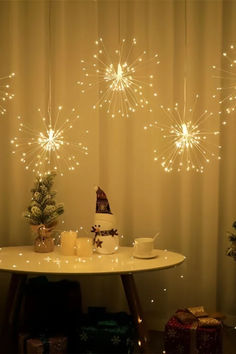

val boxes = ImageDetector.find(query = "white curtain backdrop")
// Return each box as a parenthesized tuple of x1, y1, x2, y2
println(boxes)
(0, 0, 236, 330)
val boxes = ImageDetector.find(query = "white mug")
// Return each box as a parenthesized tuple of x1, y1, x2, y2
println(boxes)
(133, 237, 154, 258)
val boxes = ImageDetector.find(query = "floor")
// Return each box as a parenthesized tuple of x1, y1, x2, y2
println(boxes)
(0, 328, 235, 353)
(142, 327, 236, 354)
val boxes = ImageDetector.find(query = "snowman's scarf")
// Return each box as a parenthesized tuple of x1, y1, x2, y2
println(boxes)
(91, 226, 118, 237)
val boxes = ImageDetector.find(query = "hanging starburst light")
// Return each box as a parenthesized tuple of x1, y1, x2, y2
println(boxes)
(77, 38, 159, 118)
(0, 72, 15, 115)
(11, 106, 88, 176)
(144, 95, 221, 173)
(211, 44, 236, 121)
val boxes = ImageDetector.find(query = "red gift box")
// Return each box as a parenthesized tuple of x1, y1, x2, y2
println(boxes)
(164, 308, 223, 354)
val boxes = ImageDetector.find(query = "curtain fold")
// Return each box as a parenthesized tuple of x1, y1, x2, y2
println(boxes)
(0, 0, 236, 330)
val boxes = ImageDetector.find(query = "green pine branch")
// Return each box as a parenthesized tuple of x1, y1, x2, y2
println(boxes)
(23, 172, 64, 227)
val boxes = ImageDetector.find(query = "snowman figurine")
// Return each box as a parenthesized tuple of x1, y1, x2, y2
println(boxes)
(91, 186, 119, 255)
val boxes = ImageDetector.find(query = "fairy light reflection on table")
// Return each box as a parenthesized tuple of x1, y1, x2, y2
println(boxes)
(144, 96, 221, 173)
(77, 38, 159, 119)
(10, 106, 88, 176)
(0, 246, 184, 275)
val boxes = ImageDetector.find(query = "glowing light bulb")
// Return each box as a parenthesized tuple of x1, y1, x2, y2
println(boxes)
(38, 128, 64, 151)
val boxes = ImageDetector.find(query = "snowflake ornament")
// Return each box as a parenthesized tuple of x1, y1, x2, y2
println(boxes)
(176, 344, 185, 353)
(167, 328, 177, 339)
(80, 332, 88, 342)
(111, 335, 121, 345)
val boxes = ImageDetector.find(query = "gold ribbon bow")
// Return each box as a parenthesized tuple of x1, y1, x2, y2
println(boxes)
(175, 306, 222, 327)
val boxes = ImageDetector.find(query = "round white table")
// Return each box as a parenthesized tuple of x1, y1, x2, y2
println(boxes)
(0, 246, 185, 353)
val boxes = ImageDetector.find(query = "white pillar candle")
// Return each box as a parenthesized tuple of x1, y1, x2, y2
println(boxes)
(75, 237, 93, 257)
(60, 231, 77, 256)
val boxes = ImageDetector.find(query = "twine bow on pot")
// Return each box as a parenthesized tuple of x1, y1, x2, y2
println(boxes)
(31, 223, 57, 253)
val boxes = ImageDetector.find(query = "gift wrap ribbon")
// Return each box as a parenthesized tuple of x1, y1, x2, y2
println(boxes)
(39, 334, 50, 354)
(25, 333, 50, 354)
(25, 333, 66, 354)
(174, 306, 222, 354)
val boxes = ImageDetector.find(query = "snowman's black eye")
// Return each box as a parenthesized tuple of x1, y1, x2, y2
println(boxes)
(98, 225, 101, 227)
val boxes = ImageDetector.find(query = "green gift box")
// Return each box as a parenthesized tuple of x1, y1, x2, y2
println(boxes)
(75, 310, 135, 354)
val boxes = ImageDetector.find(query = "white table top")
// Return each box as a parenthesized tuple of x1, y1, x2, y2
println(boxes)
(0, 246, 185, 275)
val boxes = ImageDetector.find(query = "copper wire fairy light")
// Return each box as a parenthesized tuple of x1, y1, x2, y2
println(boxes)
(11, 108, 88, 176)
(78, 38, 159, 119)
(11, 2, 88, 176)
(212, 44, 236, 122)
(145, 0, 221, 173)
(78, 1, 159, 119)
(0, 72, 15, 115)
(145, 96, 221, 173)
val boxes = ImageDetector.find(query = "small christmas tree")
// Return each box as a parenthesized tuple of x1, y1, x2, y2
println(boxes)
(23, 172, 64, 228)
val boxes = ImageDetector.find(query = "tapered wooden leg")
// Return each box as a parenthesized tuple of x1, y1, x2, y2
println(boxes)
(0, 273, 27, 353)
(121, 273, 149, 353)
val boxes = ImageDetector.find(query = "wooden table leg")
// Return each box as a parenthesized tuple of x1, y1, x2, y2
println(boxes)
(0, 272, 27, 353)
(121, 273, 149, 353)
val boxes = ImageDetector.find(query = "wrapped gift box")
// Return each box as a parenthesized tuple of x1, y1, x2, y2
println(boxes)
(164, 307, 223, 354)
(73, 308, 135, 354)
(19, 333, 67, 354)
